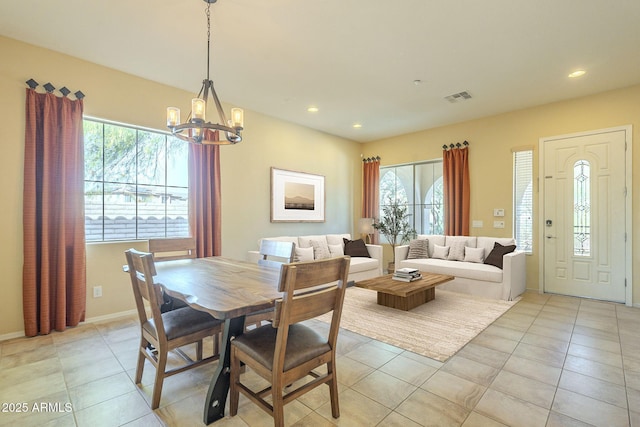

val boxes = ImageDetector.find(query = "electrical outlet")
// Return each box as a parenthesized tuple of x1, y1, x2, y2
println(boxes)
(493, 220, 505, 228)
(93, 286, 102, 298)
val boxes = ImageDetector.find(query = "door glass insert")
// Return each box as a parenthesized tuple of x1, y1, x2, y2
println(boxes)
(574, 160, 590, 256)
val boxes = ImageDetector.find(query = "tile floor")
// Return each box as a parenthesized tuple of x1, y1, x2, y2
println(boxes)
(1, 291, 639, 427)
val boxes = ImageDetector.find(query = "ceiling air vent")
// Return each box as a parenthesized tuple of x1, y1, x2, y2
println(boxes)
(444, 91, 472, 103)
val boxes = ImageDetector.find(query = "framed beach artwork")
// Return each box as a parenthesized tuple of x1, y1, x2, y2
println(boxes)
(271, 167, 325, 222)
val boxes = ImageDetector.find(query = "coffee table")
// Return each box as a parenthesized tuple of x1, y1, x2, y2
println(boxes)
(355, 272, 454, 311)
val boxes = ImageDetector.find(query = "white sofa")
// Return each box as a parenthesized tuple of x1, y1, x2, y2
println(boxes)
(395, 235, 526, 301)
(248, 234, 383, 282)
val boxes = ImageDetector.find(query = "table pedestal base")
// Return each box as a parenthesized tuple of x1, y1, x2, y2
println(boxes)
(377, 287, 435, 311)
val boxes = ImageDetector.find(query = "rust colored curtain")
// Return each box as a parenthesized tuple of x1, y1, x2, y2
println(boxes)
(362, 157, 380, 244)
(443, 146, 470, 236)
(23, 89, 86, 336)
(189, 138, 222, 257)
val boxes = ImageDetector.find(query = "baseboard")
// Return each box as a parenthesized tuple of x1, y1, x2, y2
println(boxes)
(0, 309, 138, 343)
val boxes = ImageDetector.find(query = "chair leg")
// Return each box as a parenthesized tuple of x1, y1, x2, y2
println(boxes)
(151, 350, 168, 410)
(272, 386, 285, 427)
(327, 361, 340, 418)
(196, 340, 203, 361)
(135, 338, 147, 384)
(229, 346, 240, 416)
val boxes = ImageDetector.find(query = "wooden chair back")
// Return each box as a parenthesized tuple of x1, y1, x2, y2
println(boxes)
(148, 237, 197, 261)
(257, 240, 295, 269)
(125, 249, 168, 342)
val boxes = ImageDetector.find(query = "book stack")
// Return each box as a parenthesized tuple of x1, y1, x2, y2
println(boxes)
(393, 267, 422, 282)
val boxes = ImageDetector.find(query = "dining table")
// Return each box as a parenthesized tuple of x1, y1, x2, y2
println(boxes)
(152, 256, 282, 425)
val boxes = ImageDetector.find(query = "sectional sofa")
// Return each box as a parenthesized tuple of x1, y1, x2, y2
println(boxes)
(394, 235, 526, 301)
(248, 233, 384, 282)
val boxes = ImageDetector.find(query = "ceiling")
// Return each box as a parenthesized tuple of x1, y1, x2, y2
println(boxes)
(1, 0, 639, 142)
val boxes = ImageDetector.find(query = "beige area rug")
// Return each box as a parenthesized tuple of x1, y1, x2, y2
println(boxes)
(318, 287, 518, 362)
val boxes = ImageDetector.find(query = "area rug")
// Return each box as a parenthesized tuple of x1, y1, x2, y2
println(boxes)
(318, 287, 518, 362)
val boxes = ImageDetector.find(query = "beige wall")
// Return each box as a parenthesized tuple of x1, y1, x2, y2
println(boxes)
(0, 36, 361, 337)
(2, 35, 638, 337)
(364, 85, 640, 304)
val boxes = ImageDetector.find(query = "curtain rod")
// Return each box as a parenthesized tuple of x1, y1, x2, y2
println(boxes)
(442, 140, 469, 150)
(26, 78, 85, 100)
(362, 156, 381, 162)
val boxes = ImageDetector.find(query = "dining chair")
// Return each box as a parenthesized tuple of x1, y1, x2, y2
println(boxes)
(148, 237, 197, 261)
(245, 240, 296, 329)
(229, 256, 350, 427)
(124, 248, 223, 409)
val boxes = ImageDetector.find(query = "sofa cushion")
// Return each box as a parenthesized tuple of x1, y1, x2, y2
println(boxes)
(417, 235, 445, 257)
(445, 236, 477, 249)
(343, 238, 370, 257)
(326, 234, 351, 247)
(407, 238, 429, 259)
(432, 244, 450, 260)
(447, 240, 466, 261)
(299, 235, 331, 260)
(349, 256, 379, 274)
(464, 246, 485, 263)
(484, 242, 516, 269)
(294, 246, 314, 262)
(398, 258, 503, 283)
(477, 237, 516, 259)
(328, 244, 344, 257)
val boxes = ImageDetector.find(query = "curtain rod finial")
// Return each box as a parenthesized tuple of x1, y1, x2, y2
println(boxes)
(43, 83, 55, 93)
(26, 79, 39, 89)
(74, 90, 85, 100)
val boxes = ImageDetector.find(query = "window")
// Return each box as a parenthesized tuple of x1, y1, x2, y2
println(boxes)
(513, 150, 533, 253)
(84, 118, 189, 242)
(573, 160, 591, 256)
(379, 160, 444, 239)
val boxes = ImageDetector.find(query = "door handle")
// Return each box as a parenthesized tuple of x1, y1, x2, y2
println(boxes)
(546, 235, 556, 239)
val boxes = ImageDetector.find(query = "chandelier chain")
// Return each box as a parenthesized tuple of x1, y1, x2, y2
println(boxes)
(206, 2, 211, 80)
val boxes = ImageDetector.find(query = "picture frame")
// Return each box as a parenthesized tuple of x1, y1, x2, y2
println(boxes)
(271, 167, 325, 222)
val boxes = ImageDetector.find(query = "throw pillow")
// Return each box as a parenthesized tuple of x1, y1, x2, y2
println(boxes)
(306, 238, 331, 260)
(447, 240, 466, 261)
(328, 244, 344, 257)
(484, 242, 516, 269)
(294, 246, 314, 262)
(464, 246, 485, 263)
(407, 239, 429, 259)
(343, 238, 370, 257)
(432, 244, 450, 260)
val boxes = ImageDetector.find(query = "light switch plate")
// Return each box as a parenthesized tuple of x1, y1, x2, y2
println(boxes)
(472, 220, 483, 228)
(493, 208, 505, 217)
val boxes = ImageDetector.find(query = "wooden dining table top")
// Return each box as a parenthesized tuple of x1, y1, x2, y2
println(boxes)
(153, 257, 283, 320)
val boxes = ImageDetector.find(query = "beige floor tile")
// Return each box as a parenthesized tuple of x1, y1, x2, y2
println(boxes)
(74, 390, 152, 427)
(481, 324, 526, 342)
(470, 332, 519, 354)
(334, 356, 375, 387)
(290, 411, 336, 427)
(235, 396, 313, 427)
(628, 388, 640, 412)
(379, 353, 438, 386)
(396, 388, 469, 427)
(567, 342, 623, 368)
(351, 370, 416, 409)
(120, 413, 164, 427)
(535, 311, 577, 329)
(574, 316, 619, 334)
(570, 333, 622, 354)
(626, 368, 640, 391)
(455, 343, 511, 369)
(343, 341, 398, 369)
(316, 388, 391, 426)
(546, 411, 596, 427)
(572, 324, 620, 342)
(511, 342, 566, 368)
(399, 350, 444, 369)
(0, 390, 72, 427)
(377, 411, 423, 427)
(559, 370, 628, 409)
(502, 355, 562, 386)
(0, 344, 57, 370)
(461, 411, 509, 427)
(0, 334, 54, 356)
(156, 393, 248, 427)
(68, 371, 138, 411)
(489, 370, 556, 409)
(475, 388, 548, 427)
(624, 354, 640, 372)
(441, 356, 500, 387)
(421, 370, 486, 410)
(563, 354, 625, 386)
(61, 352, 126, 389)
(631, 411, 640, 427)
(520, 332, 570, 354)
(552, 388, 629, 427)
(526, 324, 572, 342)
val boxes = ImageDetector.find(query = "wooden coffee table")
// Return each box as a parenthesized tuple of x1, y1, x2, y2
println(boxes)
(355, 272, 454, 311)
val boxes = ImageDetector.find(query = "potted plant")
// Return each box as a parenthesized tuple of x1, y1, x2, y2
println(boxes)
(372, 198, 417, 272)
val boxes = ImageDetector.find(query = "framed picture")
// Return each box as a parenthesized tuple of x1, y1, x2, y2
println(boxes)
(271, 167, 325, 222)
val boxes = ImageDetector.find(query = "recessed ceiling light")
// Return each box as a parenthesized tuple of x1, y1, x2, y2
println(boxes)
(307, 106, 319, 113)
(352, 123, 362, 129)
(568, 70, 586, 78)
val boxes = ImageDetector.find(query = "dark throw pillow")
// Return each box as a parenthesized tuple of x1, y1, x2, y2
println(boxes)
(483, 242, 516, 269)
(343, 238, 370, 257)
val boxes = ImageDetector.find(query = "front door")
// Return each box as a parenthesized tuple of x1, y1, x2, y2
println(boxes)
(542, 128, 628, 302)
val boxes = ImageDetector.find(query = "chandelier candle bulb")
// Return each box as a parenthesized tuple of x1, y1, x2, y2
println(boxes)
(191, 98, 206, 121)
(166, 107, 180, 127)
(231, 108, 244, 128)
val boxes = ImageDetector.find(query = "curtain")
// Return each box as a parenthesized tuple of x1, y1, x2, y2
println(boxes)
(443, 145, 470, 236)
(362, 157, 380, 244)
(189, 137, 222, 257)
(23, 88, 86, 336)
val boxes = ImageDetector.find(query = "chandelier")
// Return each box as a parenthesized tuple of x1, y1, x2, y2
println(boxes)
(166, 0, 243, 144)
